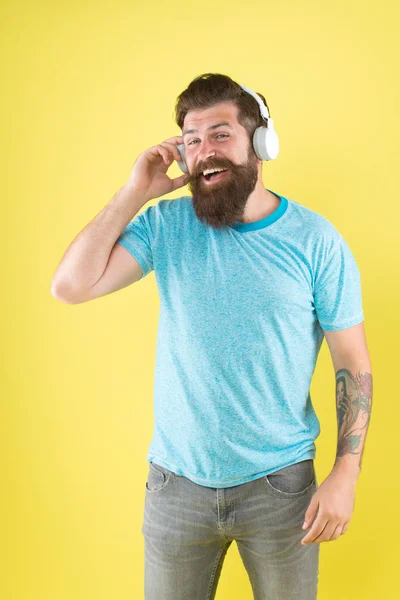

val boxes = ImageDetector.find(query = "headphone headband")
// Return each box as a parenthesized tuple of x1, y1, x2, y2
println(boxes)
(239, 84, 273, 127)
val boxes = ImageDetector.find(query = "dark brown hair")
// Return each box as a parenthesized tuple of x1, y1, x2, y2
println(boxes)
(174, 73, 270, 140)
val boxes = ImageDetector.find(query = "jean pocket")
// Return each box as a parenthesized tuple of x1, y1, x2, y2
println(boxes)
(145, 461, 172, 493)
(263, 459, 316, 498)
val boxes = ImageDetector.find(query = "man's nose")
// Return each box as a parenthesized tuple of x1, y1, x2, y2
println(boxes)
(197, 140, 217, 165)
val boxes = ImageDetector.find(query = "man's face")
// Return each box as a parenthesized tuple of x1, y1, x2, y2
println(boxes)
(182, 102, 261, 229)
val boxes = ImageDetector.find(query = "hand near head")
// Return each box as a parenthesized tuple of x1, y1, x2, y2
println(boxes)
(127, 136, 190, 204)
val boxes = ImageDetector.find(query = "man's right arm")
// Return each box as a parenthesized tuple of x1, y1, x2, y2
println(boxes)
(50, 183, 148, 304)
(51, 134, 188, 304)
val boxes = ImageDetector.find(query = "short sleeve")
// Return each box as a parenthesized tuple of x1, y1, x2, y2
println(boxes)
(313, 236, 364, 331)
(116, 205, 154, 279)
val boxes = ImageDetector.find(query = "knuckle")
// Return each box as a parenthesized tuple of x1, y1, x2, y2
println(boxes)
(162, 141, 174, 151)
(324, 510, 336, 519)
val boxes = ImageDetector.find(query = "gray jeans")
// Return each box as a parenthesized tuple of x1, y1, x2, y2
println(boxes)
(142, 459, 319, 599)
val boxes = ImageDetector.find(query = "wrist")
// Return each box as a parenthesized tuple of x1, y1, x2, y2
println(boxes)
(123, 180, 150, 205)
(332, 455, 361, 483)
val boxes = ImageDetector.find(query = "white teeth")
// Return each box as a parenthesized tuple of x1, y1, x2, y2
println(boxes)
(203, 168, 227, 176)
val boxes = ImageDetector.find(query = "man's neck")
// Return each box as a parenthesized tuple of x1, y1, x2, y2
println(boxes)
(240, 184, 280, 224)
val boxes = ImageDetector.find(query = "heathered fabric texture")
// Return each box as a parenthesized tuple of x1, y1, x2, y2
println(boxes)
(116, 189, 364, 488)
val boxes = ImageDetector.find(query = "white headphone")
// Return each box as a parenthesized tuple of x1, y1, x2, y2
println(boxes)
(176, 84, 279, 174)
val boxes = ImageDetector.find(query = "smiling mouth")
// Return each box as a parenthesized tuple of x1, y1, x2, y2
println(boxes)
(201, 169, 229, 184)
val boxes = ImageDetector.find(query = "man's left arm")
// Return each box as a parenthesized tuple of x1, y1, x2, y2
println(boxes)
(301, 320, 373, 545)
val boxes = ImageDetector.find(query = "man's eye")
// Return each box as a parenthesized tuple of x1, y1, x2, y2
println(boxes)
(188, 133, 228, 146)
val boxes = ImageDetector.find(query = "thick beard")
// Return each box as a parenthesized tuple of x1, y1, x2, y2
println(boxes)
(187, 145, 259, 230)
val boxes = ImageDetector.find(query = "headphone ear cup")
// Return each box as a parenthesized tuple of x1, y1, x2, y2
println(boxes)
(253, 126, 280, 161)
(176, 143, 188, 173)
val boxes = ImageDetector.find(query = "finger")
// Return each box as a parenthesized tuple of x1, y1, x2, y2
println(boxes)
(160, 141, 183, 162)
(146, 137, 184, 166)
(341, 521, 350, 534)
(147, 144, 173, 165)
(330, 524, 344, 541)
(158, 145, 173, 165)
(312, 520, 338, 544)
(170, 173, 191, 192)
(301, 516, 328, 545)
(163, 135, 184, 144)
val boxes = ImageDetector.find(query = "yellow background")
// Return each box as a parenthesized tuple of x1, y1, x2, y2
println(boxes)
(2, 0, 398, 598)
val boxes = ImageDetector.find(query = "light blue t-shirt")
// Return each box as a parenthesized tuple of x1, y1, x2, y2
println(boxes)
(116, 189, 364, 488)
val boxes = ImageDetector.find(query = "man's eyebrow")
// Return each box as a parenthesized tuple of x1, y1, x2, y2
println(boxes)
(183, 122, 233, 136)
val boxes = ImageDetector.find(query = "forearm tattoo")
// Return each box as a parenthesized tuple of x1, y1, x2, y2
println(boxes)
(335, 368, 373, 468)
